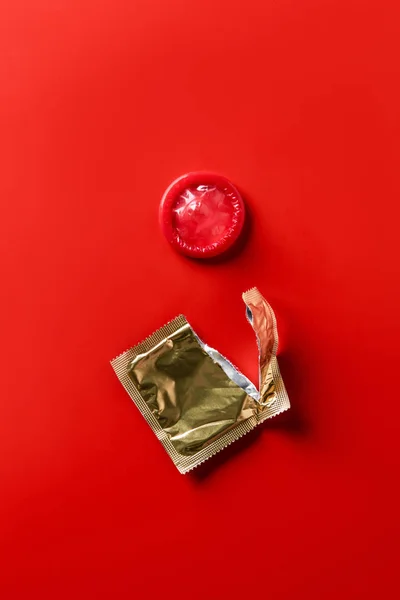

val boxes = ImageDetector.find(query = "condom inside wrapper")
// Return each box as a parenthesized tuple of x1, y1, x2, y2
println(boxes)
(111, 288, 290, 473)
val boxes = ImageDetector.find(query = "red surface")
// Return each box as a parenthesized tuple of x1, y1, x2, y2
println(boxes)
(160, 172, 245, 258)
(0, 1, 399, 599)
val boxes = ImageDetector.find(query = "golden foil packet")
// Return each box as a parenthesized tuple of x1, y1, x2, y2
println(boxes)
(111, 288, 290, 473)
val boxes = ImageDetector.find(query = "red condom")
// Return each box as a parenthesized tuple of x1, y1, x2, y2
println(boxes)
(159, 172, 245, 258)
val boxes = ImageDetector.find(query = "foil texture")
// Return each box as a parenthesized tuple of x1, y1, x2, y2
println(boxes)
(111, 288, 290, 473)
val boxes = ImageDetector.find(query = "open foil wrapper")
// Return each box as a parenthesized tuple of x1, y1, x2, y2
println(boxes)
(111, 288, 290, 473)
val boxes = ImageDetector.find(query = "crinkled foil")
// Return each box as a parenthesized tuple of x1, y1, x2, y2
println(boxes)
(111, 288, 290, 473)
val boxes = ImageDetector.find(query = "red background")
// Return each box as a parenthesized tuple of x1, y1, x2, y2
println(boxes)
(1, 1, 399, 598)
